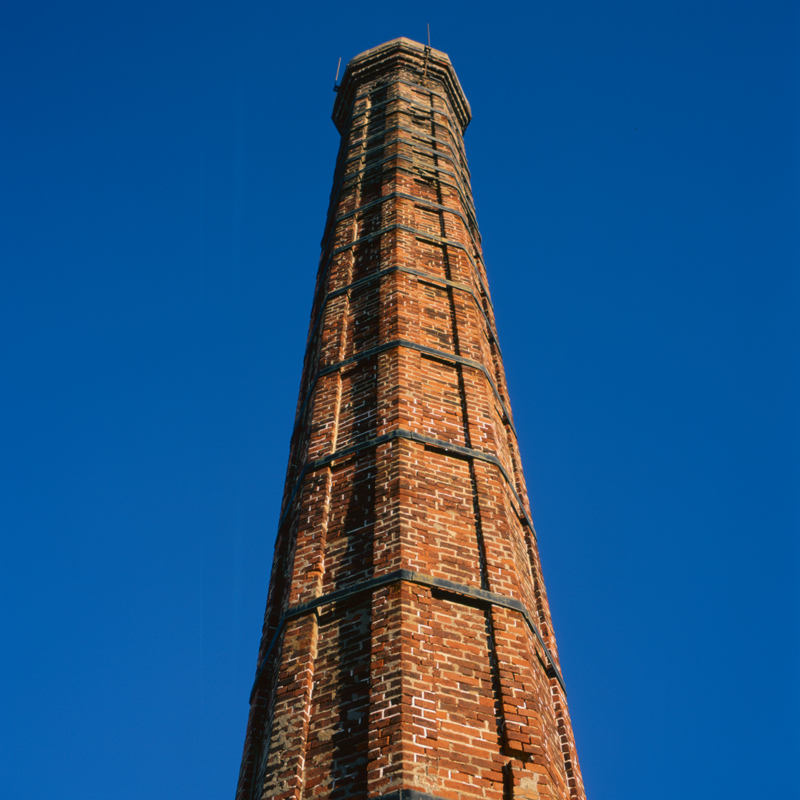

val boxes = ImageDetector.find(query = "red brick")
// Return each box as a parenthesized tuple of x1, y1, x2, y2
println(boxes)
(235, 37, 586, 800)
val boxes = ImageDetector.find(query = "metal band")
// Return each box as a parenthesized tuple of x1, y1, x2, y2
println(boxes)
(340, 124, 461, 169)
(332, 190, 467, 227)
(347, 116, 463, 159)
(339, 77, 466, 138)
(249, 568, 564, 703)
(344, 121, 469, 176)
(321, 190, 473, 253)
(346, 92, 465, 153)
(333, 153, 478, 234)
(334, 115, 472, 167)
(334, 125, 470, 189)
(345, 81, 464, 139)
(321, 188, 485, 293)
(332, 126, 472, 204)
(329, 142, 473, 233)
(277, 428, 534, 552)
(326, 153, 477, 237)
(355, 77, 461, 108)
(292, 338, 515, 447)
(349, 91, 461, 130)
(342, 77, 469, 135)
(317, 222, 494, 322)
(301, 264, 502, 387)
(324, 152, 479, 250)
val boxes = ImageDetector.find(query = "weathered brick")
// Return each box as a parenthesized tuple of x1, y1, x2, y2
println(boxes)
(235, 37, 586, 800)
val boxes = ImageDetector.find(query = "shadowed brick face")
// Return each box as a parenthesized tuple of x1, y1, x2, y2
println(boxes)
(236, 38, 586, 800)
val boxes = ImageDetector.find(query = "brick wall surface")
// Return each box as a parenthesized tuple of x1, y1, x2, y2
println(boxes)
(236, 38, 586, 800)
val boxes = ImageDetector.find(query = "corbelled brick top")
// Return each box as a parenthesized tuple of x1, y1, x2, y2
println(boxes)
(236, 38, 586, 800)
(333, 38, 472, 134)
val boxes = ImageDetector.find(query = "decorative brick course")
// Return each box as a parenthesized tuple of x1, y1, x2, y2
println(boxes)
(236, 38, 586, 800)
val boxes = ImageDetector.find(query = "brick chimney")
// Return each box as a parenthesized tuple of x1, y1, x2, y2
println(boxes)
(236, 37, 586, 800)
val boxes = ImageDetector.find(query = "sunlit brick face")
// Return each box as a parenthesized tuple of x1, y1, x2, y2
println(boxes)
(236, 37, 586, 800)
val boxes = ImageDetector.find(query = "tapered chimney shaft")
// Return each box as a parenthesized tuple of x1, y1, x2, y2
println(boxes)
(236, 38, 586, 800)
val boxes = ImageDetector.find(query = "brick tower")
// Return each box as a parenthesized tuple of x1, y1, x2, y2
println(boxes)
(236, 38, 586, 800)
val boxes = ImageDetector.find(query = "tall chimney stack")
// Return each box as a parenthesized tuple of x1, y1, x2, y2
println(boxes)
(236, 38, 586, 800)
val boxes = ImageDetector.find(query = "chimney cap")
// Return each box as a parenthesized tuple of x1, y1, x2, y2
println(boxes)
(332, 37, 472, 134)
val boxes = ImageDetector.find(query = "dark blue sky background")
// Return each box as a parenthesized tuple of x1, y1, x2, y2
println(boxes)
(1, 1, 797, 798)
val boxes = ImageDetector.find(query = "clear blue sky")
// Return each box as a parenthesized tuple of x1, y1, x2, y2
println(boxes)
(1, 1, 797, 798)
